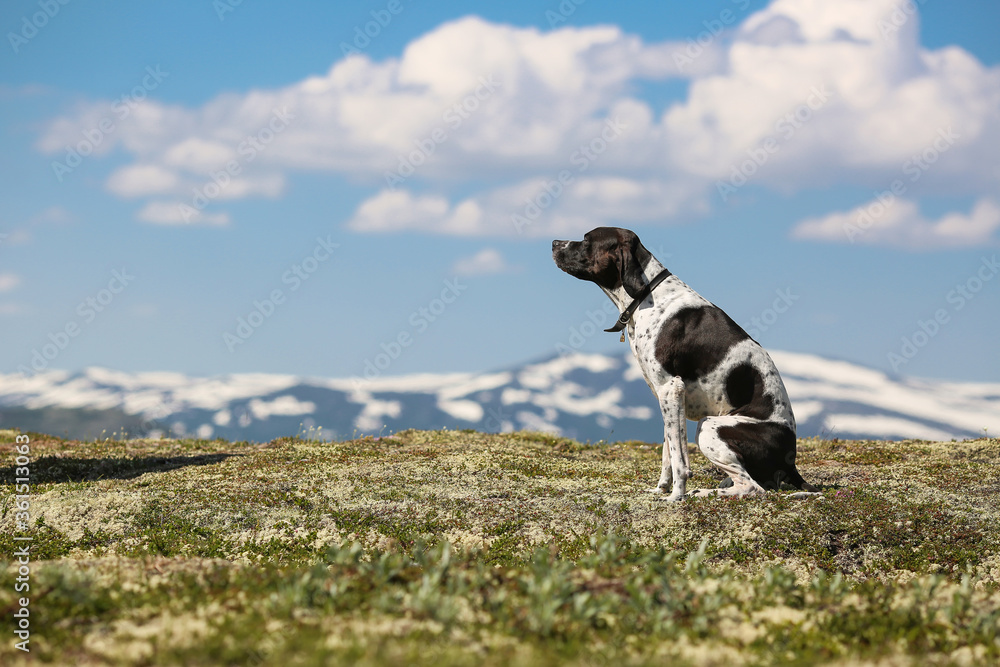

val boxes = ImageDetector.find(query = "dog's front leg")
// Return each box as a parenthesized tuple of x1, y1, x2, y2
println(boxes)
(647, 438, 672, 496)
(652, 376, 688, 502)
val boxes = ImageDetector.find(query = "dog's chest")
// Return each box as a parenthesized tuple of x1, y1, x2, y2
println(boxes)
(626, 278, 706, 390)
(629, 332, 723, 420)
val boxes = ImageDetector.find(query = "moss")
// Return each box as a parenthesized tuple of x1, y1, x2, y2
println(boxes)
(1, 430, 999, 666)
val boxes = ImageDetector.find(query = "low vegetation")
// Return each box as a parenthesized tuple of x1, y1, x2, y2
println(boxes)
(1, 428, 998, 665)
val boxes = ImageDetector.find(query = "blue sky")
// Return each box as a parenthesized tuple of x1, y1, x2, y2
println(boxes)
(2, 0, 999, 383)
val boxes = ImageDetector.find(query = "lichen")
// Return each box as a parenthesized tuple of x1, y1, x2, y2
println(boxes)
(1, 429, 998, 666)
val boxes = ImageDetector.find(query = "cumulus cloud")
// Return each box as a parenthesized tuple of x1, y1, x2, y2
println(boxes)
(136, 201, 230, 227)
(452, 248, 516, 276)
(347, 173, 707, 238)
(0, 273, 21, 293)
(34, 2, 1000, 244)
(666, 0, 1000, 191)
(792, 197, 1000, 249)
(106, 164, 180, 197)
(1, 206, 76, 246)
(346, 190, 482, 235)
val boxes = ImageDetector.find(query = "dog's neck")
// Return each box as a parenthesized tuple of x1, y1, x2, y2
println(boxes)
(599, 256, 670, 312)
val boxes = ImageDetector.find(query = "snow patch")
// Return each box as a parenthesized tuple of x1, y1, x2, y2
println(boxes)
(438, 399, 484, 422)
(822, 414, 957, 442)
(501, 388, 533, 405)
(516, 410, 561, 435)
(248, 395, 316, 420)
(324, 373, 474, 394)
(437, 373, 512, 401)
(354, 398, 402, 432)
(792, 400, 825, 424)
(518, 354, 619, 390)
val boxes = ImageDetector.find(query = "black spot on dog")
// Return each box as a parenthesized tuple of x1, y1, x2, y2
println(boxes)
(725, 363, 774, 419)
(654, 306, 750, 381)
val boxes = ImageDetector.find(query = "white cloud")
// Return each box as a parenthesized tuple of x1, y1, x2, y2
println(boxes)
(33, 2, 1000, 242)
(0, 302, 25, 316)
(345, 190, 479, 235)
(0, 273, 21, 292)
(662, 0, 1000, 190)
(35, 16, 711, 229)
(162, 138, 237, 172)
(452, 248, 514, 276)
(137, 201, 230, 227)
(792, 197, 1000, 249)
(106, 164, 180, 197)
(0, 206, 76, 247)
(30, 206, 75, 225)
(348, 175, 706, 238)
(0, 230, 28, 246)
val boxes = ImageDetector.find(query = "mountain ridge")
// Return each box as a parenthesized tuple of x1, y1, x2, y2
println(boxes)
(1, 350, 997, 443)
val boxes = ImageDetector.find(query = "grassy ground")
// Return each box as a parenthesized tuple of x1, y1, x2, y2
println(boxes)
(1, 428, 998, 666)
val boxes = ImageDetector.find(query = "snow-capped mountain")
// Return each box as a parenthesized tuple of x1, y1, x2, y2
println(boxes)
(1, 351, 997, 443)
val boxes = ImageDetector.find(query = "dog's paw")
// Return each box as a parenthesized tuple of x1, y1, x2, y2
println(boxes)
(645, 484, 670, 495)
(651, 491, 686, 503)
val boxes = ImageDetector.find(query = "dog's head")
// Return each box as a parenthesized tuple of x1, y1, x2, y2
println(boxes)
(552, 227, 655, 298)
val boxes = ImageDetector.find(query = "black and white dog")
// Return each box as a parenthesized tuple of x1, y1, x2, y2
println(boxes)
(553, 227, 817, 501)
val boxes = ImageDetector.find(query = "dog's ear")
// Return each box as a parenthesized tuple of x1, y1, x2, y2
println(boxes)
(618, 235, 650, 299)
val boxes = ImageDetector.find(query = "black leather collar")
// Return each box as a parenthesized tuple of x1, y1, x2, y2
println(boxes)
(605, 269, 672, 333)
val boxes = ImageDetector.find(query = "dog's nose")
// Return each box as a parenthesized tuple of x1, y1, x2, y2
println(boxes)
(552, 240, 567, 251)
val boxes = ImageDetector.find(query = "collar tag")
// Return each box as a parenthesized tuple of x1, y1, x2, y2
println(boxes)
(603, 269, 671, 337)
